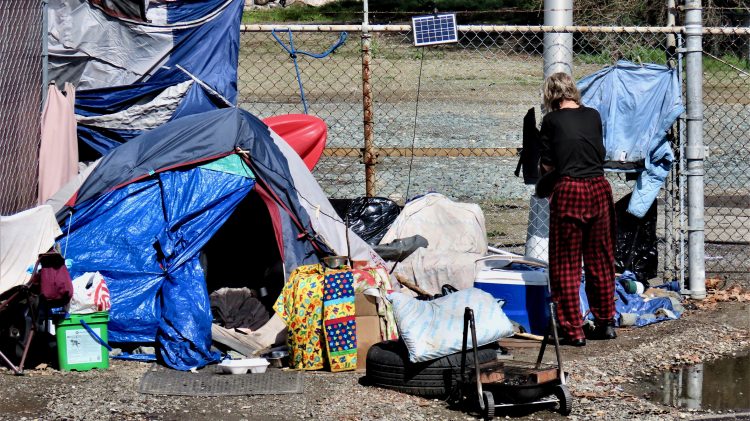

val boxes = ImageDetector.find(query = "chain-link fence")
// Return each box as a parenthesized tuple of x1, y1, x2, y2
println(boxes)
(238, 23, 748, 282)
(701, 27, 750, 281)
(239, 25, 679, 277)
(0, 1, 44, 215)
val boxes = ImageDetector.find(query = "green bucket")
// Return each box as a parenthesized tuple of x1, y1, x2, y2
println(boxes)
(55, 312, 110, 371)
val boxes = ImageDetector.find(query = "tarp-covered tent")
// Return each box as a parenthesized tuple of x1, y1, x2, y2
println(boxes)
(49, 0, 243, 156)
(57, 108, 380, 370)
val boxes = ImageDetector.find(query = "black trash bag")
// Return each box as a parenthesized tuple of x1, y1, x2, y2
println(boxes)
(615, 193, 658, 282)
(343, 197, 401, 245)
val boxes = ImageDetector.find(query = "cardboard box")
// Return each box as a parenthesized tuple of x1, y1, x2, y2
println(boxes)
(355, 292, 381, 370)
(356, 315, 380, 370)
(355, 292, 379, 317)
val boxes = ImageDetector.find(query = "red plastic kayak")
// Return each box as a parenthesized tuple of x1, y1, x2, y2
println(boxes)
(263, 114, 327, 170)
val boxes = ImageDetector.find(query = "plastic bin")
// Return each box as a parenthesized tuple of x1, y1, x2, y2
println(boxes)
(474, 260, 550, 336)
(55, 312, 110, 371)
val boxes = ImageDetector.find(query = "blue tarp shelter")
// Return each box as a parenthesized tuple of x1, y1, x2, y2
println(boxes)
(57, 108, 377, 370)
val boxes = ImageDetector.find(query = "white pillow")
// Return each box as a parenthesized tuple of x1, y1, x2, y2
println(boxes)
(388, 288, 514, 363)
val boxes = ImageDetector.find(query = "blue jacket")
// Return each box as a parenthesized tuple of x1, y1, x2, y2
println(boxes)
(577, 60, 684, 218)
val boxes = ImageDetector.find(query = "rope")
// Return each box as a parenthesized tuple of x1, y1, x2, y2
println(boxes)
(405, 47, 425, 201)
(79, 319, 113, 351)
(271, 29, 348, 114)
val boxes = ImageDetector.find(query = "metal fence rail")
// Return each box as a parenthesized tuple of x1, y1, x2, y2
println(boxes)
(0, 1, 45, 215)
(239, 23, 749, 282)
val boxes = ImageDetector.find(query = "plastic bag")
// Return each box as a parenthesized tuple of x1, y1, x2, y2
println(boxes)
(615, 193, 657, 282)
(345, 197, 401, 245)
(69, 272, 111, 314)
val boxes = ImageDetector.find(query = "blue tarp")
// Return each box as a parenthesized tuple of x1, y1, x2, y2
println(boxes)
(74, 0, 243, 155)
(578, 60, 684, 218)
(62, 165, 254, 369)
(59, 108, 330, 370)
(580, 271, 681, 327)
(513, 264, 681, 328)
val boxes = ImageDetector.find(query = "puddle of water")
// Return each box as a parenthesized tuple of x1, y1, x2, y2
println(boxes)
(642, 352, 750, 411)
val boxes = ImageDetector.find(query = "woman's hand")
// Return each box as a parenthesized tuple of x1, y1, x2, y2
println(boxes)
(540, 163, 555, 175)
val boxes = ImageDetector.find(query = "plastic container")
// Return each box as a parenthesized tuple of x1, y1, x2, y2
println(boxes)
(474, 266, 550, 336)
(55, 312, 110, 371)
(218, 358, 269, 374)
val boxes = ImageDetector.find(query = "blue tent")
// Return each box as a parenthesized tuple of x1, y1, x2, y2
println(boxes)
(58, 108, 376, 370)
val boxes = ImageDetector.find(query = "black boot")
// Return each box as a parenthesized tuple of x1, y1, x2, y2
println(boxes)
(585, 321, 617, 340)
(558, 337, 586, 347)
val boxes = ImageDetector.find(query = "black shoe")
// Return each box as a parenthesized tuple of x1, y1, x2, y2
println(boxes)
(558, 337, 586, 347)
(585, 323, 617, 340)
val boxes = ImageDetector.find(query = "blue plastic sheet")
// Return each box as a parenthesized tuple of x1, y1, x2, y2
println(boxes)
(60, 165, 254, 370)
(74, 0, 243, 155)
(579, 271, 681, 327)
(513, 264, 680, 328)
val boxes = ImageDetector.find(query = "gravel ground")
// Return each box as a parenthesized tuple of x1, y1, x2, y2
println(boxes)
(1, 299, 748, 421)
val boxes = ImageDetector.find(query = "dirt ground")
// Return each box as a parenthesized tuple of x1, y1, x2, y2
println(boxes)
(1, 295, 748, 421)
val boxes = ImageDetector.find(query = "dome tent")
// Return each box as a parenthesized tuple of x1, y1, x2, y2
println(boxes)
(57, 108, 377, 370)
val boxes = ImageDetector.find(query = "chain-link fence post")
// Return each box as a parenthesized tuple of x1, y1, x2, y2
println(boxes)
(361, 2, 376, 197)
(684, 0, 707, 299)
(663, 0, 678, 281)
(543, 0, 573, 77)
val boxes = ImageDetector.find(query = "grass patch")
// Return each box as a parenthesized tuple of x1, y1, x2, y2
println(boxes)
(243, 4, 339, 24)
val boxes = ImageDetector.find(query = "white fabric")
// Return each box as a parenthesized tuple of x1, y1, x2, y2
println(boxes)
(76, 81, 193, 130)
(388, 288, 513, 363)
(46, 159, 101, 215)
(380, 193, 487, 254)
(393, 249, 481, 295)
(0, 206, 63, 295)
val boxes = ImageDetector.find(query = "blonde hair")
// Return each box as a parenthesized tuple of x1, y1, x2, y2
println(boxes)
(543, 72, 581, 111)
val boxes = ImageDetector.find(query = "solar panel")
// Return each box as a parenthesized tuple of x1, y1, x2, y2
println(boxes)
(411, 14, 458, 47)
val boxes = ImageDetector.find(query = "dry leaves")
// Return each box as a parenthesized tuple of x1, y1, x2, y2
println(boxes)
(691, 279, 750, 310)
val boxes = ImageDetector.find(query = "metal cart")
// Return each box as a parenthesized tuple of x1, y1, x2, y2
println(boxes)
(457, 304, 573, 419)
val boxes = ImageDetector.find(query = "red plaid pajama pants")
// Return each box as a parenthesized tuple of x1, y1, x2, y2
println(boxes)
(549, 175, 616, 340)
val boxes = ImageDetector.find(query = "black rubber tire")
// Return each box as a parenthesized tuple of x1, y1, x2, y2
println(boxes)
(365, 340, 499, 398)
(554, 384, 573, 416)
(482, 391, 495, 420)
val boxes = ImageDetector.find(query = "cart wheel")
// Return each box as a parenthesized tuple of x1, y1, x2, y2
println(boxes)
(482, 391, 495, 420)
(554, 385, 573, 416)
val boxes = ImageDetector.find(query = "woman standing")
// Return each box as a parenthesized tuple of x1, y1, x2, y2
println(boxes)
(539, 72, 617, 347)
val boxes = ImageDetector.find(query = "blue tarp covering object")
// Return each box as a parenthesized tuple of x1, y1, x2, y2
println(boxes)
(579, 271, 682, 328)
(58, 108, 377, 370)
(513, 264, 681, 328)
(50, 0, 244, 156)
(577, 60, 684, 218)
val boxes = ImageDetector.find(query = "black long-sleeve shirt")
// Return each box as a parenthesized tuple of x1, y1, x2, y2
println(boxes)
(539, 106, 605, 179)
